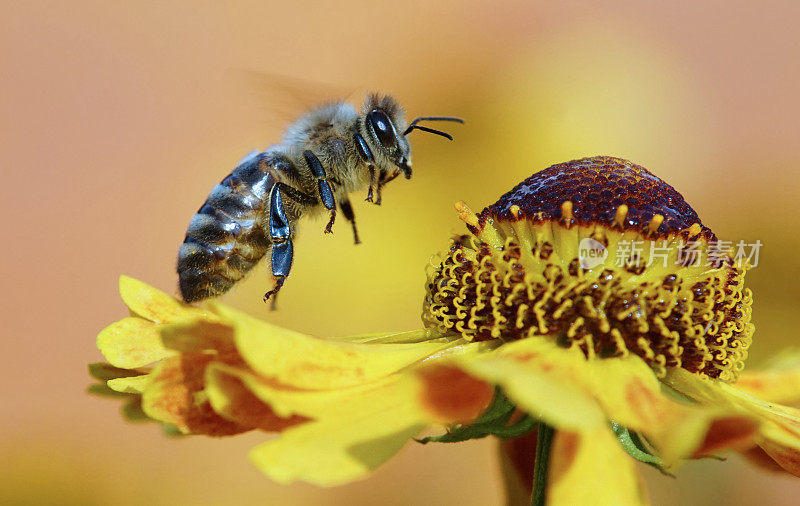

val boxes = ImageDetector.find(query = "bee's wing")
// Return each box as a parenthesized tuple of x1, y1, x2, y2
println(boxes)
(230, 69, 359, 127)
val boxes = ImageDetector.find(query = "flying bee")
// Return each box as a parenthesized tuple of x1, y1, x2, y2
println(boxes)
(177, 93, 463, 305)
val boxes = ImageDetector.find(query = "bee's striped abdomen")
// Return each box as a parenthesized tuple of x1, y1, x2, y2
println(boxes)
(178, 151, 280, 302)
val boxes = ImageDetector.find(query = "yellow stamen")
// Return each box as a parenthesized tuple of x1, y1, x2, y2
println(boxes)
(647, 214, 664, 234)
(454, 201, 479, 228)
(613, 205, 629, 227)
(561, 201, 574, 223)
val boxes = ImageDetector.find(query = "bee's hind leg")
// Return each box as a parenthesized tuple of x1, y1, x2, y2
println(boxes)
(340, 196, 361, 245)
(263, 182, 314, 307)
(302, 150, 337, 234)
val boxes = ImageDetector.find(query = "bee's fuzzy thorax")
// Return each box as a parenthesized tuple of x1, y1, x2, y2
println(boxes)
(424, 157, 754, 382)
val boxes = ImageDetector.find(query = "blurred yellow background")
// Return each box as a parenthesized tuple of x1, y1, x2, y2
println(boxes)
(3, 1, 800, 504)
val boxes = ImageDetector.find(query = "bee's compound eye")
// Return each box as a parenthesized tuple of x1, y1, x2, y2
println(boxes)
(367, 110, 398, 149)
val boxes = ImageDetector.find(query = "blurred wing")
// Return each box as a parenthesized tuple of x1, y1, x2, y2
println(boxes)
(230, 69, 359, 128)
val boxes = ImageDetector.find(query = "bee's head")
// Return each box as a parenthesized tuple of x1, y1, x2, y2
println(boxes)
(361, 93, 464, 180)
(361, 94, 413, 178)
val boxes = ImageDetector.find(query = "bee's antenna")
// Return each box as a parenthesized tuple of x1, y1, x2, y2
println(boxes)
(403, 116, 464, 139)
(405, 125, 455, 140)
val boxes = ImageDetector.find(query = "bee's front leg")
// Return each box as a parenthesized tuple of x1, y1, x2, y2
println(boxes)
(366, 167, 379, 204)
(302, 150, 337, 233)
(354, 132, 381, 206)
(374, 168, 401, 205)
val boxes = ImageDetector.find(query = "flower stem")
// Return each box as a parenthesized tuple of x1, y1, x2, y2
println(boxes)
(531, 422, 554, 506)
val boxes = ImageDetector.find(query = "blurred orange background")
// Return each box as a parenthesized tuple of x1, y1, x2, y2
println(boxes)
(3, 1, 800, 504)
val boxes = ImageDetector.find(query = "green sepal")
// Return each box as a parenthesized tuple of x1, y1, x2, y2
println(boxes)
(611, 421, 674, 477)
(490, 414, 537, 439)
(417, 387, 535, 444)
(121, 397, 150, 423)
(162, 424, 187, 437)
(88, 362, 144, 381)
(87, 382, 129, 398)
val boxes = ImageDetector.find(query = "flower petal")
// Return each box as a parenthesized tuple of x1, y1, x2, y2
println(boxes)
(664, 367, 800, 475)
(416, 364, 494, 423)
(204, 362, 308, 431)
(97, 317, 174, 368)
(571, 355, 667, 430)
(741, 445, 794, 473)
(334, 328, 446, 344)
(209, 363, 420, 423)
(248, 377, 427, 485)
(548, 427, 649, 506)
(691, 416, 759, 456)
(107, 374, 150, 394)
(736, 349, 800, 404)
(758, 431, 800, 476)
(580, 357, 759, 463)
(214, 304, 455, 389)
(119, 276, 215, 323)
(453, 339, 607, 431)
(160, 318, 236, 353)
(755, 411, 800, 476)
(141, 354, 250, 436)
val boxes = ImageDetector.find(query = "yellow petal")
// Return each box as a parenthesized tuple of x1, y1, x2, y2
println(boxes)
(756, 432, 800, 476)
(690, 416, 760, 457)
(141, 354, 250, 436)
(248, 384, 426, 485)
(160, 318, 236, 353)
(214, 303, 455, 389)
(97, 317, 174, 368)
(204, 362, 308, 431)
(571, 355, 666, 430)
(753, 406, 800, 476)
(119, 276, 215, 323)
(664, 367, 800, 474)
(454, 339, 607, 430)
(107, 374, 150, 394)
(736, 349, 800, 404)
(573, 355, 758, 463)
(206, 361, 420, 422)
(740, 445, 789, 473)
(416, 364, 495, 423)
(334, 328, 446, 344)
(548, 427, 649, 506)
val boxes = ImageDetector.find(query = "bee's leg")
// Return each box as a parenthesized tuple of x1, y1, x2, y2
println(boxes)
(366, 167, 378, 204)
(354, 133, 380, 205)
(374, 168, 401, 205)
(374, 169, 386, 205)
(339, 196, 361, 245)
(380, 169, 401, 186)
(263, 182, 316, 305)
(302, 150, 337, 233)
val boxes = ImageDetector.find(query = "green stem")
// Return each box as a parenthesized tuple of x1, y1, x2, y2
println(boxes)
(531, 422, 554, 506)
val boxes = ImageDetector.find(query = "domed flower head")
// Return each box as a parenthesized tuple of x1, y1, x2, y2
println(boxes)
(91, 156, 800, 505)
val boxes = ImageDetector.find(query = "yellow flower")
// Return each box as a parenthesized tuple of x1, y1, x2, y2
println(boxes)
(91, 156, 800, 505)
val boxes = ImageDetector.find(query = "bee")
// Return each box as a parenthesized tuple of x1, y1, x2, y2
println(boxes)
(177, 93, 462, 305)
